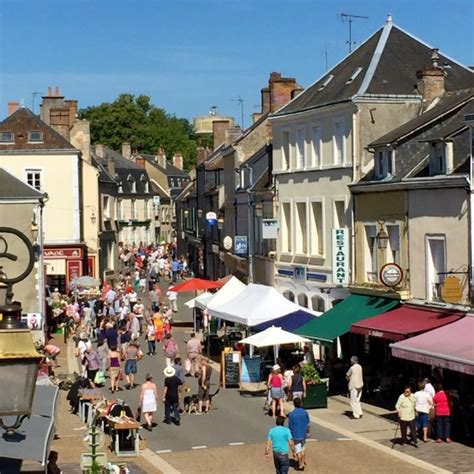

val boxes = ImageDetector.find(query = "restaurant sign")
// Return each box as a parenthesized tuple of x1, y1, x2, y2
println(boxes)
(380, 263, 403, 287)
(332, 228, 349, 285)
(44, 247, 83, 259)
(441, 276, 463, 304)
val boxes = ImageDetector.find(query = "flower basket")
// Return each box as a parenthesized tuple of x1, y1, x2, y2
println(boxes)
(301, 364, 327, 408)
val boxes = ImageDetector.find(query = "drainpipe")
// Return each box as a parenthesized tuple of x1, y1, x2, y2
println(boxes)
(242, 164, 254, 283)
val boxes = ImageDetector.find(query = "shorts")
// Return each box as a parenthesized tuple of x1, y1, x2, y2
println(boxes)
(416, 412, 429, 429)
(271, 387, 284, 400)
(294, 439, 306, 454)
(292, 391, 304, 401)
(124, 359, 137, 375)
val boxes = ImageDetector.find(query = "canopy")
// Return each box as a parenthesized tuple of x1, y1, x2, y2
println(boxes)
(351, 305, 463, 341)
(208, 283, 318, 326)
(295, 293, 399, 343)
(170, 277, 223, 293)
(253, 310, 317, 333)
(205, 276, 247, 311)
(391, 316, 474, 375)
(239, 326, 310, 347)
(71, 275, 101, 287)
(184, 292, 213, 309)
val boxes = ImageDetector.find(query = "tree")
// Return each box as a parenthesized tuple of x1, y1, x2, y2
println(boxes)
(80, 94, 197, 170)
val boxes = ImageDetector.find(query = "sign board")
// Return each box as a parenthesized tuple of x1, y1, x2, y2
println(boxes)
(44, 247, 83, 259)
(332, 228, 349, 285)
(221, 351, 241, 388)
(441, 276, 463, 304)
(153, 196, 161, 206)
(241, 356, 262, 383)
(212, 244, 219, 254)
(223, 236, 233, 250)
(262, 219, 278, 239)
(235, 236, 248, 255)
(67, 260, 82, 283)
(206, 211, 217, 226)
(380, 263, 403, 287)
(294, 266, 306, 281)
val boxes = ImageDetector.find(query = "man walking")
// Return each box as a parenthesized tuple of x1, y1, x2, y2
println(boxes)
(287, 398, 310, 471)
(346, 356, 364, 419)
(171, 258, 180, 283)
(265, 416, 296, 474)
(163, 366, 182, 425)
(167, 284, 178, 313)
(186, 332, 202, 377)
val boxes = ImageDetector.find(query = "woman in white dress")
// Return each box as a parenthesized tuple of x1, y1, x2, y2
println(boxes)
(140, 373, 158, 431)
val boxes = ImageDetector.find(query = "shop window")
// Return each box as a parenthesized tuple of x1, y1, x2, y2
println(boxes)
(283, 290, 295, 302)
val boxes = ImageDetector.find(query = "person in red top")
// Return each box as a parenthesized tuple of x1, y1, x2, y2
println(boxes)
(433, 383, 452, 443)
(267, 365, 285, 419)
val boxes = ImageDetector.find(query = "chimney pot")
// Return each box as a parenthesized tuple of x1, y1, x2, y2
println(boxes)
(55, 86, 60, 97)
(7, 101, 20, 115)
(416, 49, 445, 103)
(122, 142, 131, 159)
(431, 48, 440, 68)
(47, 86, 52, 96)
(172, 153, 183, 170)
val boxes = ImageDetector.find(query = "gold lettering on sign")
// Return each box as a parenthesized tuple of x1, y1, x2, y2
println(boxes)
(441, 276, 463, 304)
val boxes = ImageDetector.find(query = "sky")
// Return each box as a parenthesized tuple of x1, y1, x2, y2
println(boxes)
(0, 0, 473, 126)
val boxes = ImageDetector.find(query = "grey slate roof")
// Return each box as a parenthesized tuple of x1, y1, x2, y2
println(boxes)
(0, 168, 44, 199)
(138, 154, 189, 177)
(274, 20, 473, 117)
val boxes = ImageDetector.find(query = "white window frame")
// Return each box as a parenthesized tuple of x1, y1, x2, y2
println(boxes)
(309, 197, 325, 257)
(430, 142, 446, 175)
(279, 199, 292, 255)
(131, 199, 136, 219)
(25, 168, 43, 191)
(294, 198, 309, 255)
(28, 131, 44, 143)
(364, 223, 378, 282)
(296, 127, 306, 169)
(310, 122, 322, 168)
(425, 234, 447, 301)
(116, 198, 123, 220)
(0, 131, 14, 143)
(375, 149, 394, 179)
(332, 118, 345, 166)
(103, 195, 111, 219)
(281, 129, 291, 171)
(385, 223, 401, 266)
(332, 196, 347, 229)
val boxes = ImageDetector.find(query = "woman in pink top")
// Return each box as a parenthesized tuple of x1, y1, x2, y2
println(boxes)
(267, 365, 285, 418)
(433, 383, 452, 443)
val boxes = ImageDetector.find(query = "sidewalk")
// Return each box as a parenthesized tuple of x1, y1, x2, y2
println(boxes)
(303, 395, 474, 474)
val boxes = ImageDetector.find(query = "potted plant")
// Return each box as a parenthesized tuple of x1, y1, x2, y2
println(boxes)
(300, 364, 327, 409)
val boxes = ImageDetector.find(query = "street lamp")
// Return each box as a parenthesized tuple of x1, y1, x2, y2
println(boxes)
(376, 228, 389, 250)
(255, 202, 263, 218)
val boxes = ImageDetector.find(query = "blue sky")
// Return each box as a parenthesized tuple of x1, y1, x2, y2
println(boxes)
(0, 0, 472, 125)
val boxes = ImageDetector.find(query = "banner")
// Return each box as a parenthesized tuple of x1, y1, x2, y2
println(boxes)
(332, 228, 349, 285)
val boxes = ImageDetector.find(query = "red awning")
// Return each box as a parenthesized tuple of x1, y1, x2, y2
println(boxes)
(351, 304, 464, 341)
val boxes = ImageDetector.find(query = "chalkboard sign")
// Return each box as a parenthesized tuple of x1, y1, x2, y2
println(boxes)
(241, 356, 262, 383)
(221, 351, 241, 388)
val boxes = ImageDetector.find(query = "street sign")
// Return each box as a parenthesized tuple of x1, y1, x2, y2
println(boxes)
(206, 211, 217, 226)
(235, 235, 248, 254)
(332, 228, 349, 285)
(294, 266, 306, 281)
(262, 219, 278, 239)
(380, 263, 403, 287)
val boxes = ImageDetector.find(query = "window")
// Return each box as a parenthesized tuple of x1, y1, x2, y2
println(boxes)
(26, 169, 42, 191)
(283, 290, 295, 302)
(430, 142, 446, 175)
(296, 128, 305, 168)
(0, 132, 14, 143)
(118, 181, 123, 193)
(333, 200, 345, 229)
(426, 235, 446, 301)
(103, 196, 110, 219)
(310, 201, 324, 256)
(281, 202, 292, 253)
(386, 224, 400, 265)
(131, 199, 136, 219)
(346, 67, 364, 84)
(364, 225, 377, 281)
(298, 294, 308, 308)
(28, 131, 43, 143)
(311, 125, 321, 167)
(333, 120, 344, 165)
(295, 201, 308, 254)
(311, 295, 326, 312)
(318, 74, 334, 90)
(281, 131, 291, 170)
(116, 199, 123, 220)
(375, 149, 393, 179)
(131, 181, 136, 193)
(144, 199, 149, 219)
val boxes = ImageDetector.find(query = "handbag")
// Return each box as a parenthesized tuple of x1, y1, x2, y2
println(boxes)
(118, 370, 125, 381)
(94, 371, 106, 385)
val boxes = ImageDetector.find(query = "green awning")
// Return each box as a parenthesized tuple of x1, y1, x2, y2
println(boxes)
(295, 293, 400, 343)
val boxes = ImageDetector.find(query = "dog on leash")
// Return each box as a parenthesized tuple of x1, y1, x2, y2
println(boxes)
(183, 388, 220, 414)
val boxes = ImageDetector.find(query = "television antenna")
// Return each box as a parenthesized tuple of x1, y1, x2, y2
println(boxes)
(340, 12, 368, 53)
(231, 96, 245, 130)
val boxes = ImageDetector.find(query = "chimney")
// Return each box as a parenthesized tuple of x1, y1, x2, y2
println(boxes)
(107, 156, 115, 176)
(64, 99, 78, 125)
(196, 146, 209, 165)
(7, 101, 19, 115)
(416, 49, 446, 103)
(155, 148, 167, 169)
(95, 144, 106, 159)
(172, 152, 183, 170)
(268, 72, 299, 113)
(122, 142, 131, 159)
(212, 119, 231, 150)
(225, 126, 242, 146)
(261, 86, 270, 114)
(70, 119, 91, 163)
(55, 86, 60, 97)
(135, 157, 146, 168)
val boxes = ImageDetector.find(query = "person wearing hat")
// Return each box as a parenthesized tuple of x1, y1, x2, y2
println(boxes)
(267, 364, 285, 419)
(346, 356, 364, 419)
(163, 366, 182, 425)
(140, 374, 158, 431)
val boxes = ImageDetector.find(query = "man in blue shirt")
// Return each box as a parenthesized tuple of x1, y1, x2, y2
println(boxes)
(171, 259, 180, 283)
(265, 416, 295, 474)
(287, 398, 310, 471)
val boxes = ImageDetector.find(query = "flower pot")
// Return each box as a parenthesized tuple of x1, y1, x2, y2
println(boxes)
(303, 382, 327, 409)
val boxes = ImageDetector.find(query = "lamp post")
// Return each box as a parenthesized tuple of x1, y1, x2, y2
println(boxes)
(0, 226, 41, 436)
(376, 228, 389, 250)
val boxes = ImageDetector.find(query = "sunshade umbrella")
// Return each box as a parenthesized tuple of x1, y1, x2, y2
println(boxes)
(170, 277, 223, 293)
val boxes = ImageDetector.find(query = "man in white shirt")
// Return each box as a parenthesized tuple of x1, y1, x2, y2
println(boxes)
(346, 356, 364, 419)
(167, 284, 178, 313)
(423, 378, 435, 398)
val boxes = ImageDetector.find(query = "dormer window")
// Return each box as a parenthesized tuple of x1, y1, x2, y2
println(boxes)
(318, 75, 334, 91)
(375, 149, 393, 179)
(0, 132, 14, 143)
(118, 181, 123, 193)
(144, 182, 149, 193)
(430, 142, 446, 175)
(28, 131, 43, 143)
(127, 174, 136, 193)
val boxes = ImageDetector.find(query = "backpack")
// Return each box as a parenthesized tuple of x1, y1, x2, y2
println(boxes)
(164, 339, 178, 358)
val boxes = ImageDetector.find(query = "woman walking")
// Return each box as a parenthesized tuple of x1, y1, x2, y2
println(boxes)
(145, 319, 156, 355)
(433, 383, 452, 443)
(289, 365, 306, 401)
(108, 346, 121, 394)
(163, 333, 179, 367)
(395, 386, 417, 446)
(140, 373, 158, 431)
(153, 311, 164, 342)
(83, 346, 101, 388)
(267, 365, 285, 418)
(414, 381, 433, 442)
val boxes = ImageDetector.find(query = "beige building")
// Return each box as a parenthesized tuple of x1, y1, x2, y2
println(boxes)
(270, 16, 474, 311)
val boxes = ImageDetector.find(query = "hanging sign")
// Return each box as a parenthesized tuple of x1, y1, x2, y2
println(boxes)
(235, 236, 248, 255)
(206, 211, 217, 226)
(262, 219, 278, 239)
(441, 276, 463, 304)
(332, 228, 349, 285)
(380, 263, 403, 287)
(223, 236, 233, 250)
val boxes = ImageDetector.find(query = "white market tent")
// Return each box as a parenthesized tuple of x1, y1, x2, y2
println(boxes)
(239, 326, 310, 347)
(205, 276, 247, 311)
(184, 292, 213, 309)
(208, 283, 319, 326)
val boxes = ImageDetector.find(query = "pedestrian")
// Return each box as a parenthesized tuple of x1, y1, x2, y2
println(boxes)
(171, 258, 180, 283)
(267, 364, 285, 419)
(145, 319, 156, 355)
(126, 312, 140, 341)
(265, 415, 296, 474)
(140, 373, 158, 431)
(47, 450, 61, 474)
(301, 346, 315, 366)
(108, 346, 121, 394)
(287, 398, 310, 471)
(186, 332, 202, 377)
(289, 365, 306, 401)
(414, 381, 433, 442)
(423, 377, 436, 398)
(83, 346, 101, 388)
(149, 285, 159, 312)
(346, 356, 364, 419)
(163, 366, 182, 425)
(123, 340, 142, 389)
(198, 357, 213, 414)
(97, 339, 109, 374)
(104, 321, 119, 349)
(395, 386, 417, 447)
(173, 357, 185, 411)
(76, 332, 91, 377)
(167, 284, 178, 313)
(433, 383, 452, 443)
(163, 333, 179, 367)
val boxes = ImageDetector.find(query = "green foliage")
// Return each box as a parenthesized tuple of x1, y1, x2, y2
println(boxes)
(80, 94, 197, 170)
(300, 364, 321, 385)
